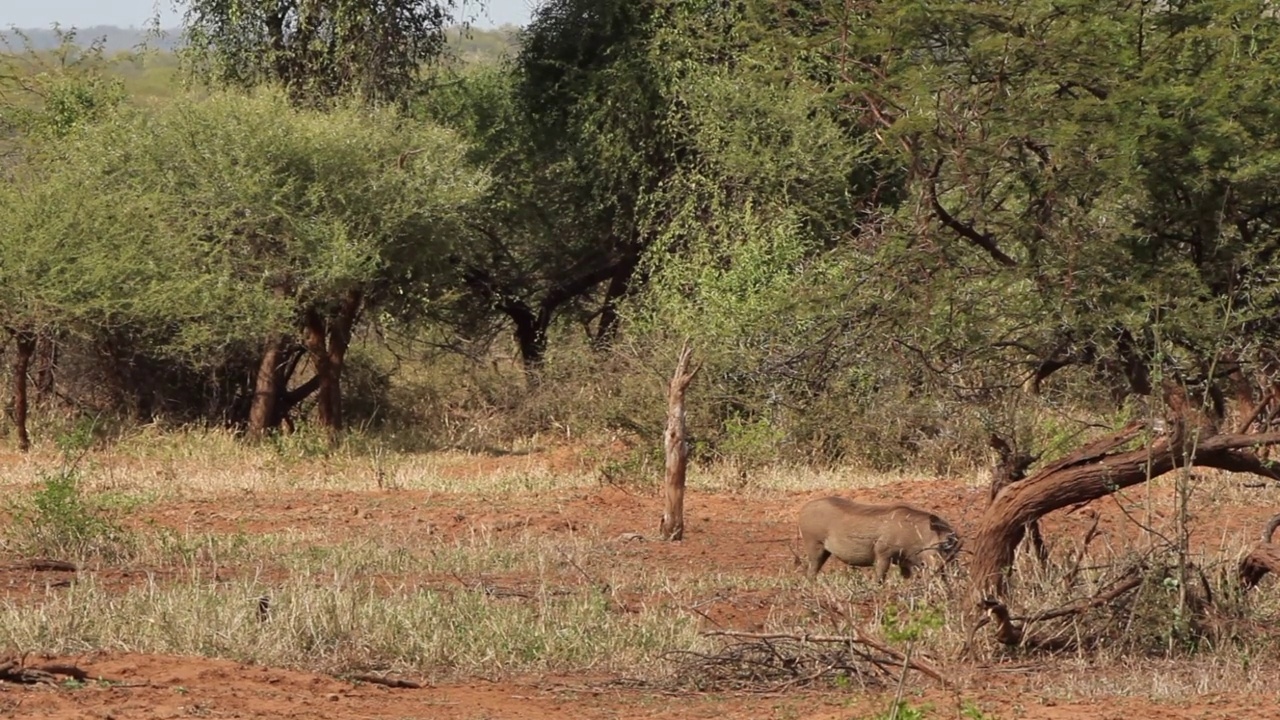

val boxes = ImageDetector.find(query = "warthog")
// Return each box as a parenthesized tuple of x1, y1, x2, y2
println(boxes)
(797, 496, 960, 582)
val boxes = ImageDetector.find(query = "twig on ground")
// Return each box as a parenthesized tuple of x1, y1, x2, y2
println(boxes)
(0, 657, 111, 686)
(347, 672, 424, 689)
(12, 559, 77, 572)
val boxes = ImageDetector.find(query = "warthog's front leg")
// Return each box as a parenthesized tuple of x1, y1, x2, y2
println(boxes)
(874, 551, 893, 584)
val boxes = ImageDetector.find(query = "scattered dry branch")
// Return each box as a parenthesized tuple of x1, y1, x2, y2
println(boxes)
(688, 630, 948, 688)
(977, 566, 1147, 651)
(12, 559, 77, 572)
(1063, 511, 1101, 587)
(1234, 389, 1274, 434)
(1021, 567, 1146, 625)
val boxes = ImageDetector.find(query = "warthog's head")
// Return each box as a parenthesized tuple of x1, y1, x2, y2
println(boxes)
(918, 518, 961, 571)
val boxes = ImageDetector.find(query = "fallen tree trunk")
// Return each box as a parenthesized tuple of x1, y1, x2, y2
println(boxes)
(970, 422, 1280, 602)
(987, 434, 1046, 564)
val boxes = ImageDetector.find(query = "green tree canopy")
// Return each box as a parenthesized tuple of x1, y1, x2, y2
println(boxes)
(1, 86, 485, 434)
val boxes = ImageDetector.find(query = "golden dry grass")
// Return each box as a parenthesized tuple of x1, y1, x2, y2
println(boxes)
(0, 431, 1276, 709)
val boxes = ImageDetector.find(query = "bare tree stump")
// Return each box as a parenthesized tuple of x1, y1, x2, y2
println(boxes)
(659, 341, 698, 541)
(1240, 513, 1280, 590)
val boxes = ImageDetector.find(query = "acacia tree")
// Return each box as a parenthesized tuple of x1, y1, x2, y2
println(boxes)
(0, 134, 217, 447)
(172, 0, 486, 435)
(588, 0, 906, 461)
(18, 88, 485, 439)
(423, 0, 677, 371)
(815, 0, 1280, 627)
(180, 0, 464, 105)
(0, 32, 128, 449)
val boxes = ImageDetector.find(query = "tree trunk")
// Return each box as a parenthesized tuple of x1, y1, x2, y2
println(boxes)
(593, 253, 638, 351)
(507, 302, 547, 374)
(324, 289, 361, 430)
(34, 332, 56, 402)
(302, 290, 362, 438)
(248, 337, 285, 439)
(273, 344, 308, 432)
(303, 308, 339, 432)
(970, 422, 1280, 603)
(11, 329, 35, 452)
(659, 342, 699, 541)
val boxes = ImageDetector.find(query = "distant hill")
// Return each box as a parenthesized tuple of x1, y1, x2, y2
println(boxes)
(2, 24, 521, 62)
(1, 25, 180, 54)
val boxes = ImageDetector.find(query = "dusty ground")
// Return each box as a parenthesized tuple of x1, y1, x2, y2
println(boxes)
(3, 651, 1276, 720)
(2, 444, 1279, 719)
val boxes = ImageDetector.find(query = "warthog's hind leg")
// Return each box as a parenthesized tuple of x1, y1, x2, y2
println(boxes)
(805, 543, 831, 579)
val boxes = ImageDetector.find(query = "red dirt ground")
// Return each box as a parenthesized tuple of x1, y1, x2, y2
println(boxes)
(4, 652, 1278, 719)
(3, 446, 1280, 719)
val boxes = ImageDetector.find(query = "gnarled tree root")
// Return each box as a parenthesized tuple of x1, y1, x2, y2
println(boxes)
(1240, 514, 1280, 590)
(1240, 545, 1280, 590)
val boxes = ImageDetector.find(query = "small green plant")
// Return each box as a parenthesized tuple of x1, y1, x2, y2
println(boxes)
(880, 603, 944, 644)
(598, 445, 660, 487)
(54, 415, 101, 459)
(718, 414, 785, 468)
(871, 701, 932, 720)
(6, 466, 131, 561)
(268, 425, 334, 460)
(4, 418, 132, 559)
(879, 603, 945, 720)
(960, 700, 999, 720)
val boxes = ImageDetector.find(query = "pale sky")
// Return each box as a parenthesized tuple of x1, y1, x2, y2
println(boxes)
(1, 0, 534, 29)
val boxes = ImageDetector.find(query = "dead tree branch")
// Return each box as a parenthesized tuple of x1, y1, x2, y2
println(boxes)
(978, 567, 1148, 650)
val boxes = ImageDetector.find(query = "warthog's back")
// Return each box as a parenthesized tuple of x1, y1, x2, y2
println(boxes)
(799, 496, 944, 534)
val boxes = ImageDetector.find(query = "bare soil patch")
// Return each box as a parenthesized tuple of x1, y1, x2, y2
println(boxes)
(3, 652, 1278, 719)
